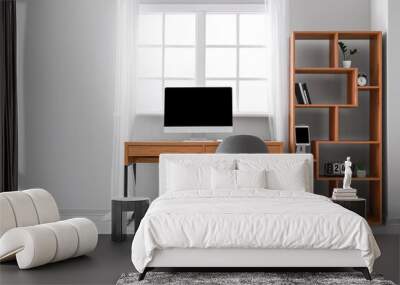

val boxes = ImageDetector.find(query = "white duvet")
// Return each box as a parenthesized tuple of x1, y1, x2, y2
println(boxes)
(131, 190, 380, 273)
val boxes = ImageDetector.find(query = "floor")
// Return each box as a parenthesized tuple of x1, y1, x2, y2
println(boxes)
(1, 234, 398, 285)
(0, 235, 134, 285)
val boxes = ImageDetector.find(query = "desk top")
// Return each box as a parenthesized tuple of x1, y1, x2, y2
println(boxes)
(124, 140, 284, 164)
(125, 140, 283, 146)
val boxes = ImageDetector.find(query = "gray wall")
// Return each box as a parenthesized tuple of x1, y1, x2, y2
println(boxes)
(383, 0, 400, 222)
(290, 0, 370, 30)
(16, 0, 116, 230)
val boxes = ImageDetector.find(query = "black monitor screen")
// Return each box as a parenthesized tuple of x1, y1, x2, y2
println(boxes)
(164, 87, 233, 127)
(295, 126, 310, 144)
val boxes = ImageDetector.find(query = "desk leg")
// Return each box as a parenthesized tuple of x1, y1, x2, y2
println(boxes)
(132, 163, 136, 183)
(132, 163, 137, 196)
(124, 165, 128, 197)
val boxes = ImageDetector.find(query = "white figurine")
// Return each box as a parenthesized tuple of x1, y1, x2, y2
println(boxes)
(343, 156, 352, 189)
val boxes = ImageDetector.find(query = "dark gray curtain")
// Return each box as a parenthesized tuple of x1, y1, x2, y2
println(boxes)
(0, 0, 18, 192)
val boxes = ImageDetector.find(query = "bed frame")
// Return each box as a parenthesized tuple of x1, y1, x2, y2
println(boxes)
(137, 154, 373, 281)
(138, 248, 371, 280)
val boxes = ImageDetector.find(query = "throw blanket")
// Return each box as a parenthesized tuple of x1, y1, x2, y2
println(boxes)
(131, 190, 380, 272)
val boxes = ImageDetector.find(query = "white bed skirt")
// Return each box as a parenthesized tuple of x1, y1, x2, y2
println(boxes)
(148, 248, 366, 268)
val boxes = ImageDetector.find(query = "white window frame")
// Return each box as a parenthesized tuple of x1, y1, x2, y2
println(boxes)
(138, 4, 269, 117)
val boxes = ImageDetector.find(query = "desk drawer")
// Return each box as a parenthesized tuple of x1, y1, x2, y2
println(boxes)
(127, 145, 205, 157)
(204, 145, 218, 153)
(267, 144, 284, 153)
(205, 143, 283, 154)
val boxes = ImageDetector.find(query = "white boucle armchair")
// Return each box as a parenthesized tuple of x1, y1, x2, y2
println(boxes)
(0, 189, 98, 269)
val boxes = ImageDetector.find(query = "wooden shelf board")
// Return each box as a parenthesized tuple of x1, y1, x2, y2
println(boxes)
(292, 31, 381, 40)
(295, 104, 357, 108)
(358, 86, 379, 91)
(293, 31, 337, 40)
(338, 31, 381, 40)
(295, 67, 356, 74)
(317, 176, 381, 181)
(312, 140, 380, 145)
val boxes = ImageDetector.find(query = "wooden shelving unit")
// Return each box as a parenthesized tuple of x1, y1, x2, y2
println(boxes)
(289, 31, 383, 224)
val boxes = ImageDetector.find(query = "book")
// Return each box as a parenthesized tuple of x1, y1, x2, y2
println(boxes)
(333, 193, 358, 197)
(333, 187, 358, 200)
(302, 83, 312, 104)
(295, 83, 305, 104)
(332, 187, 358, 200)
(332, 196, 359, 200)
(333, 188, 357, 193)
(299, 83, 308, 104)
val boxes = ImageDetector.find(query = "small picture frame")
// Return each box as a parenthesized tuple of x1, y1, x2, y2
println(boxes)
(295, 125, 310, 153)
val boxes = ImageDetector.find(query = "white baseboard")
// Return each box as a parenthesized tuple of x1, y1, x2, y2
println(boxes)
(59, 209, 136, 235)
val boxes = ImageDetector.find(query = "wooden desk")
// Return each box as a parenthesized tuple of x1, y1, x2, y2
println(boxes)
(123, 140, 284, 197)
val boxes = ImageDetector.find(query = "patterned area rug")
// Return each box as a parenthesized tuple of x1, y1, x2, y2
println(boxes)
(116, 272, 396, 285)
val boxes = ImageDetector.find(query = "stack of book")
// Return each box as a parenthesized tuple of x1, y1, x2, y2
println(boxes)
(332, 188, 358, 200)
(295, 82, 312, 104)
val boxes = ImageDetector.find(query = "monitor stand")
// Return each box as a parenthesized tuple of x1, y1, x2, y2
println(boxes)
(184, 133, 214, 142)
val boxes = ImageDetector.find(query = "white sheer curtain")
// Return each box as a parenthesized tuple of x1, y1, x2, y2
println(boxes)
(110, 0, 290, 199)
(111, 0, 139, 199)
(266, 0, 290, 144)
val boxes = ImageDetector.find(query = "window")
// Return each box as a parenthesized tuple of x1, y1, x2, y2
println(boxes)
(137, 5, 269, 115)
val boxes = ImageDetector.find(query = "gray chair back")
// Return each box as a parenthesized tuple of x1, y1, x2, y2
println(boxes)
(216, 135, 268, 153)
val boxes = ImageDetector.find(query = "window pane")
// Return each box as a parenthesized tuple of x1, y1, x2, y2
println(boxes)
(206, 48, 236, 78)
(138, 14, 162, 45)
(206, 80, 237, 111)
(239, 80, 268, 113)
(165, 14, 196, 45)
(165, 80, 196, 87)
(239, 48, 267, 78)
(165, 48, 195, 77)
(136, 79, 162, 113)
(206, 14, 236, 45)
(239, 14, 266, 45)
(137, 47, 162, 77)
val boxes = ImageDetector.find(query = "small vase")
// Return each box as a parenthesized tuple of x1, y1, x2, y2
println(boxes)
(342, 60, 352, 68)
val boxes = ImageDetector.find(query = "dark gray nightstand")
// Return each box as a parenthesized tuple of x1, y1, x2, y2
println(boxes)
(112, 197, 150, 242)
(331, 198, 366, 218)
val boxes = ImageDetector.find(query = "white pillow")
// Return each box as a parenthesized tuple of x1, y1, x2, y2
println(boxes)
(265, 162, 308, 191)
(167, 163, 211, 191)
(211, 169, 268, 190)
(236, 169, 267, 189)
(237, 159, 309, 192)
(211, 168, 236, 190)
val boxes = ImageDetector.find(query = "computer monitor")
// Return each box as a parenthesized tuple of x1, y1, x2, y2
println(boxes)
(164, 87, 233, 133)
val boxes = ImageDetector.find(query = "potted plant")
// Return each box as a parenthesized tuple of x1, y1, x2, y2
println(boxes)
(356, 165, 367, 178)
(338, 41, 358, 68)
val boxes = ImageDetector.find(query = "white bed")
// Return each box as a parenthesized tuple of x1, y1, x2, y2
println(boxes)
(131, 154, 380, 280)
